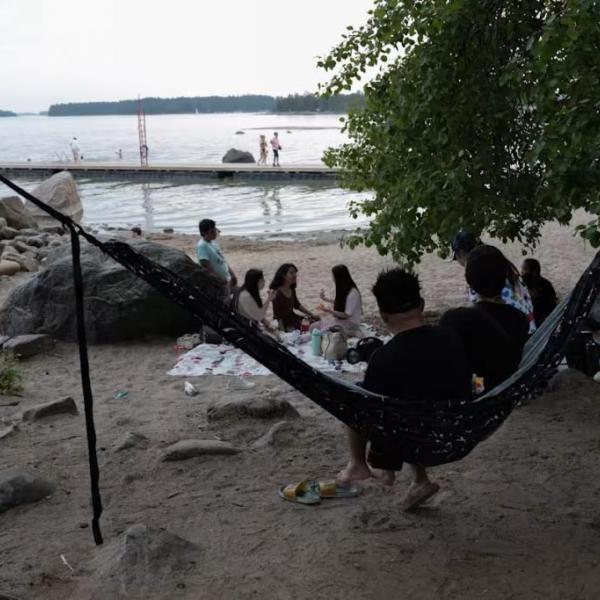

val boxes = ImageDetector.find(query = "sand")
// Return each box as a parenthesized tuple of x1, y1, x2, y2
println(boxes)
(1, 215, 600, 599)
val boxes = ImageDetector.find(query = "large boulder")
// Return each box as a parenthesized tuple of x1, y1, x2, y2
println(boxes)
(222, 148, 255, 163)
(26, 171, 83, 225)
(0, 239, 217, 343)
(0, 196, 38, 230)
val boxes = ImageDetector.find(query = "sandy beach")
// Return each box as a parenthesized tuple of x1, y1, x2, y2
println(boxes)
(1, 215, 600, 599)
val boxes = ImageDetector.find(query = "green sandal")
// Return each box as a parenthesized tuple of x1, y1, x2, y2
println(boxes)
(278, 480, 321, 505)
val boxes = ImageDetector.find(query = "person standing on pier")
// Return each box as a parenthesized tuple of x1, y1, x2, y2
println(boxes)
(70, 137, 81, 163)
(257, 135, 268, 165)
(270, 132, 282, 166)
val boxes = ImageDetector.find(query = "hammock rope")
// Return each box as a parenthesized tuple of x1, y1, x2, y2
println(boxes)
(1, 172, 599, 546)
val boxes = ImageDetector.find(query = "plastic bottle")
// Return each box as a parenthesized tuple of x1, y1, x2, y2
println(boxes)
(311, 329, 322, 356)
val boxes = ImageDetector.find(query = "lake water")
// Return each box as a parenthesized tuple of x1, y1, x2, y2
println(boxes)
(0, 113, 370, 235)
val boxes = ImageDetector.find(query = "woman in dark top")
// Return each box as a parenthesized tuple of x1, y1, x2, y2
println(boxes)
(269, 263, 317, 331)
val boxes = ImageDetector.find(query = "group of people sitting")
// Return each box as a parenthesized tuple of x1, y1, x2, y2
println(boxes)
(196, 218, 560, 510)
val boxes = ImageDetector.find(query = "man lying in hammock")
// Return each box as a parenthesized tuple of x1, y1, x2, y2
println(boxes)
(337, 269, 472, 511)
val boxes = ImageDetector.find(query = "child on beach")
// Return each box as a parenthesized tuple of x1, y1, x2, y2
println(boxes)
(257, 135, 268, 165)
(521, 258, 558, 326)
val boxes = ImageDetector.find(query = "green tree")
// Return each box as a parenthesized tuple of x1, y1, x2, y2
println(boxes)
(318, 0, 600, 265)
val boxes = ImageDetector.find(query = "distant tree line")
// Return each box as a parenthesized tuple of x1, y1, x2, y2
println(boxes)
(0, 110, 16, 117)
(274, 93, 364, 112)
(47, 93, 363, 116)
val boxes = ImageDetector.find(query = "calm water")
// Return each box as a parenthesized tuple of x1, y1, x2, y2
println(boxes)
(0, 114, 370, 235)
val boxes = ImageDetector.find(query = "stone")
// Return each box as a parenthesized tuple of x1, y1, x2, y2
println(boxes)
(0, 240, 220, 342)
(0, 424, 19, 440)
(0, 218, 6, 229)
(16, 228, 39, 237)
(163, 227, 174, 234)
(251, 421, 292, 449)
(0, 196, 38, 230)
(0, 227, 18, 240)
(207, 392, 299, 422)
(161, 439, 239, 461)
(2, 334, 54, 358)
(11, 240, 34, 254)
(40, 225, 66, 235)
(21, 396, 78, 422)
(222, 148, 256, 163)
(20, 236, 46, 248)
(0, 469, 55, 512)
(26, 171, 83, 226)
(90, 524, 199, 592)
(0, 261, 20, 276)
(0, 251, 37, 272)
(114, 431, 148, 452)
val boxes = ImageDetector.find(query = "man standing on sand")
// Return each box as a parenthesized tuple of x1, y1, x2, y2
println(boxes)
(336, 269, 471, 511)
(270, 132, 282, 166)
(70, 137, 80, 163)
(196, 218, 237, 298)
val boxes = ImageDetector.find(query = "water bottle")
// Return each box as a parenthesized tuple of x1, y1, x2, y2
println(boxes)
(311, 329, 322, 356)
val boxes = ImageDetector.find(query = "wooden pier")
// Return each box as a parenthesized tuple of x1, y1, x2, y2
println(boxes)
(0, 162, 339, 182)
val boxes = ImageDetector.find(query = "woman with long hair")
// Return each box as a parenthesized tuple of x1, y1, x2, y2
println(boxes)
(236, 269, 276, 330)
(318, 264, 362, 335)
(269, 263, 317, 331)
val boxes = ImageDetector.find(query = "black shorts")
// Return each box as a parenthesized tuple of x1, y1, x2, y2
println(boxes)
(273, 149, 279, 158)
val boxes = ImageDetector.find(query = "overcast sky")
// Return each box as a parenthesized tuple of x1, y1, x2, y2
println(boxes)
(0, 0, 374, 112)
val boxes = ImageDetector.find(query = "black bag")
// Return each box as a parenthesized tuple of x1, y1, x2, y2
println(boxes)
(346, 337, 384, 364)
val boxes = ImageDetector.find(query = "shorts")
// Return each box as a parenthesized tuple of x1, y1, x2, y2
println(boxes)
(273, 149, 279, 158)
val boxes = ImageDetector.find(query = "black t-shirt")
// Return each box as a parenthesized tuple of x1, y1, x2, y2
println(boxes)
(523, 274, 558, 326)
(440, 302, 529, 393)
(363, 325, 471, 402)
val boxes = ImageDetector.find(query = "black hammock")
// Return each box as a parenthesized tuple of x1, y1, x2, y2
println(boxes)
(1, 174, 599, 545)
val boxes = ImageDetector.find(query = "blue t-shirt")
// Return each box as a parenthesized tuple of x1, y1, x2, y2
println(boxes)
(196, 239, 230, 282)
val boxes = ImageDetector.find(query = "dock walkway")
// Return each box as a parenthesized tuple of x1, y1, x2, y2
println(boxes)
(0, 162, 339, 182)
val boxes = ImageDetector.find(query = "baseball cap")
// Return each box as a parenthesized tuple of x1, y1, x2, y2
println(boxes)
(450, 230, 480, 260)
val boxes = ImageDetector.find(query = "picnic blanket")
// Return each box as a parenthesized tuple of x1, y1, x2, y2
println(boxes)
(168, 331, 372, 377)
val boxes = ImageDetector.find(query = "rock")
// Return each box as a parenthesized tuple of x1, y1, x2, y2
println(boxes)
(16, 228, 39, 237)
(90, 524, 199, 592)
(0, 227, 18, 240)
(0, 469, 55, 512)
(207, 393, 299, 422)
(222, 148, 256, 163)
(0, 196, 38, 230)
(0, 261, 20, 276)
(40, 225, 66, 235)
(2, 334, 54, 358)
(163, 227, 174, 234)
(251, 421, 291, 449)
(21, 396, 78, 422)
(48, 239, 63, 248)
(114, 431, 148, 452)
(235, 130, 245, 135)
(26, 171, 83, 226)
(20, 236, 45, 249)
(0, 218, 6, 229)
(0, 424, 18, 440)
(11, 240, 34, 254)
(0, 251, 37, 272)
(161, 439, 239, 461)
(0, 240, 219, 342)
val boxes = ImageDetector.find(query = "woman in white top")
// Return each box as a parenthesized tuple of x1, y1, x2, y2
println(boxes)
(236, 269, 276, 332)
(316, 264, 363, 336)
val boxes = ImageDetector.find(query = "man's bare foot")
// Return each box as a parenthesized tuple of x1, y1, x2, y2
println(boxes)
(370, 468, 396, 486)
(336, 462, 372, 483)
(400, 481, 440, 512)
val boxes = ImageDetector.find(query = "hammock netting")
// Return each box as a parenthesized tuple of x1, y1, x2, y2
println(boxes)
(1, 173, 599, 545)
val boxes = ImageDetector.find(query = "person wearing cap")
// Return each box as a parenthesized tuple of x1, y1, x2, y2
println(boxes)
(336, 268, 471, 511)
(451, 230, 536, 334)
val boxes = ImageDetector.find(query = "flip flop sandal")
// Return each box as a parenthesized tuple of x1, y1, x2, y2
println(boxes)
(315, 480, 360, 499)
(278, 480, 321, 505)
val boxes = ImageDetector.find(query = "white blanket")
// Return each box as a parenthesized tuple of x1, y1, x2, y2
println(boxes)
(168, 331, 370, 377)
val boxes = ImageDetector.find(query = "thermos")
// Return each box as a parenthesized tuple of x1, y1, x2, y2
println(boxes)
(311, 329, 322, 356)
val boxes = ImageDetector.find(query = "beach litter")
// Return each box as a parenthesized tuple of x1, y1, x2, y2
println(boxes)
(184, 382, 199, 396)
(114, 391, 129, 400)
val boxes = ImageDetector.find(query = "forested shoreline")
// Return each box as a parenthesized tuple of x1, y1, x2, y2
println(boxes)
(47, 93, 363, 116)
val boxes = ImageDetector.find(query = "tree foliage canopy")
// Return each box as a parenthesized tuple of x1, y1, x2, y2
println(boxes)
(318, 0, 600, 265)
